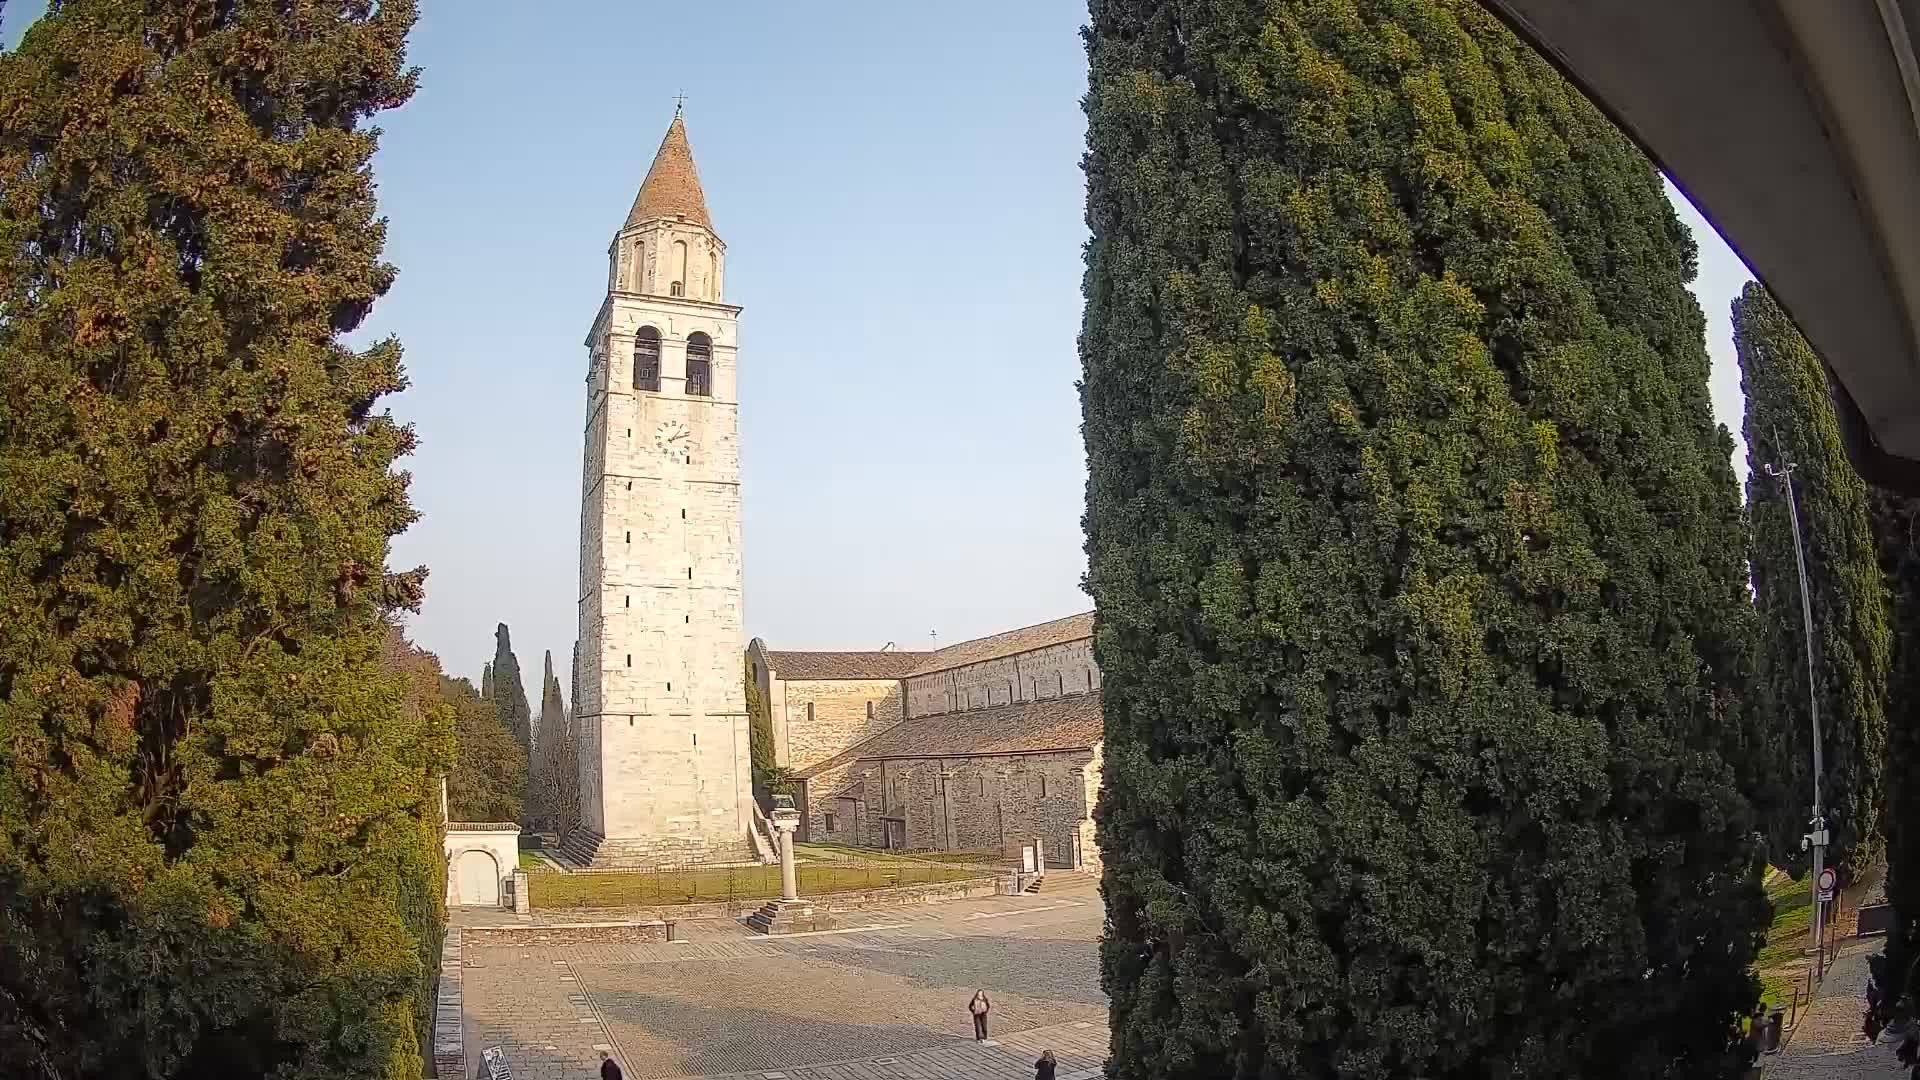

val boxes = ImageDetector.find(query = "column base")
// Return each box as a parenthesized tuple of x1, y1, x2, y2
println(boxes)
(745, 898, 834, 935)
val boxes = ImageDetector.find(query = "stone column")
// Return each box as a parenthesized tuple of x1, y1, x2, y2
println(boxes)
(773, 804, 800, 901)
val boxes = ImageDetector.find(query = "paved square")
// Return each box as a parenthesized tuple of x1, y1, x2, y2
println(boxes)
(462, 883, 1108, 1079)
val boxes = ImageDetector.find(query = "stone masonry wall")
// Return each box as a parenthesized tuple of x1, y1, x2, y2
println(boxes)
(779, 678, 906, 774)
(904, 639, 1102, 719)
(577, 228, 751, 862)
(837, 750, 1098, 867)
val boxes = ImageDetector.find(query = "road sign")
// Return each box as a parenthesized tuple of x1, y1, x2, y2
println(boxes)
(1817, 867, 1837, 902)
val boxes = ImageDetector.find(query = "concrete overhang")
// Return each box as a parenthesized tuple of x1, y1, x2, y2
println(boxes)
(1480, 1, 1920, 491)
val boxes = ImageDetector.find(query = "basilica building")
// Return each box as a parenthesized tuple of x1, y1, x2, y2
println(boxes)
(749, 612, 1104, 873)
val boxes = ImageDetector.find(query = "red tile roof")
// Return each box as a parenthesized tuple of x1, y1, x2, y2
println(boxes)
(910, 612, 1094, 676)
(626, 114, 713, 232)
(764, 650, 930, 681)
(798, 693, 1103, 777)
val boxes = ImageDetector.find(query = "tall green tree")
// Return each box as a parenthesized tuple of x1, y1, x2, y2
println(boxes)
(1868, 492, 1920, 1055)
(0, 2, 447, 1077)
(489, 622, 532, 750)
(1080, 1, 1770, 1076)
(747, 654, 773, 803)
(1736, 282, 1889, 877)
(443, 671, 525, 825)
(481, 661, 494, 701)
(526, 650, 577, 834)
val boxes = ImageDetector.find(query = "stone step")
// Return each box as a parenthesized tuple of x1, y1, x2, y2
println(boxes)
(745, 898, 836, 935)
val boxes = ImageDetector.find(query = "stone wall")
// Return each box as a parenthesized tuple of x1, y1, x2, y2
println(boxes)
(777, 678, 906, 773)
(904, 638, 1101, 719)
(445, 825, 520, 908)
(577, 242, 752, 862)
(834, 750, 1099, 868)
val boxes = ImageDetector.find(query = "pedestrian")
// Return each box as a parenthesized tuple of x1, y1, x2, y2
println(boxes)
(968, 989, 992, 1041)
(1035, 1048, 1057, 1080)
(600, 1050, 623, 1080)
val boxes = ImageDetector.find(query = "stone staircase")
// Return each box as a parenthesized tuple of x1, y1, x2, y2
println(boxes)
(1024, 869, 1092, 894)
(747, 802, 779, 865)
(555, 828, 756, 869)
(745, 897, 835, 935)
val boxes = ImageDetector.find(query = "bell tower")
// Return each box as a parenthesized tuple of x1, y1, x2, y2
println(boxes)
(568, 111, 753, 866)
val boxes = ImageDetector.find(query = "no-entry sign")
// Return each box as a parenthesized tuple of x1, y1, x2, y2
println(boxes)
(1817, 867, 1837, 902)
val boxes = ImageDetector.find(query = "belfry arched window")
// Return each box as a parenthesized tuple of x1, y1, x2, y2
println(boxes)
(685, 332, 712, 397)
(634, 326, 661, 391)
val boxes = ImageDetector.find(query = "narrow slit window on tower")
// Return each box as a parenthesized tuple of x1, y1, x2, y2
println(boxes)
(687, 567, 692, 579)
(625, 531, 631, 543)
(624, 596, 630, 608)
(806, 702, 815, 724)
(866, 701, 875, 721)
(685, 332, 712, 397)
(1040, 775, 1049, 798)
(625, 655, 631, 667)
(634, 326, 661, 391)
(666, 682, 671, 692)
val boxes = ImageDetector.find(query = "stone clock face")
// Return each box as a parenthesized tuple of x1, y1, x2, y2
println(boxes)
(653, 420, 690, 459)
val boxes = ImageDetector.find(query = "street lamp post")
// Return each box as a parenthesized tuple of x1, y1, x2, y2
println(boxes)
(1764, 443, 1831, 981)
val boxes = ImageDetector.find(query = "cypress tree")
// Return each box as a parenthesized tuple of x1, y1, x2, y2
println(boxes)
(527, 650, 572, 831)
(1736, 282, 1889, 877)
(747, 654, 773, 802)
(489, 622, 532, 750)
(482, 660, 494, 701)
(0, 2, 447, 1076)
(1080, 2, 1769, 1076)
(1868, 493, 1920, 1044)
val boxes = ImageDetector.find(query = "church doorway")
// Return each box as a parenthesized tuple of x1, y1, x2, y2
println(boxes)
(453, 849, 501, 907)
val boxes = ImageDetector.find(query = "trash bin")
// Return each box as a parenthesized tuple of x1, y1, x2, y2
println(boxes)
(1760, 1006, 1786, 1054)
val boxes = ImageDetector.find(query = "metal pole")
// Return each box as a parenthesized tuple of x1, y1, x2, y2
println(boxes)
(1766, 442, 1829, 982)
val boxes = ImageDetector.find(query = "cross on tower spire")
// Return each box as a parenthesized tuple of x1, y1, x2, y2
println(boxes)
(673, 90, 687, 114)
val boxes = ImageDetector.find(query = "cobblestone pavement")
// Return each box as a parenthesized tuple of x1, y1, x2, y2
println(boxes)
(1765, 936, 1906, 1079)
(464, 884, 1108, 1079)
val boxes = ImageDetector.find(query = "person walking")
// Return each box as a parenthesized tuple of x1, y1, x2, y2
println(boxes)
(1035, 1048, 1057, 1080)
(968, 989, 992, 1041)
(599, 1050, 623, 1080)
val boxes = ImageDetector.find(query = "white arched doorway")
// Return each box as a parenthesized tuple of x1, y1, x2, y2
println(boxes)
(454, 849, 501, 907)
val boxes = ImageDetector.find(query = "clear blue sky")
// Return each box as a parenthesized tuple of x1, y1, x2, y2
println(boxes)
(4, 2, 1756, 690)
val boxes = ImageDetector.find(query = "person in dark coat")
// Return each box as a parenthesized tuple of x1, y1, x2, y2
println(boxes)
(1035, 1048, 1057, 1080)
(599, 1051, 623, 1080)
(968, 989, 992, 1040)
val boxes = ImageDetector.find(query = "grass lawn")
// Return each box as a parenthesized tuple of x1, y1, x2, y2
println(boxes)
(1756, 869, 1815, 1008)
(530, 859, 985, 910)
(518, 850, 547, 871)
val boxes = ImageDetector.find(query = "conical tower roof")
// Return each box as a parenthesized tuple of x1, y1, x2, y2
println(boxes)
(625, 113, 713, 232)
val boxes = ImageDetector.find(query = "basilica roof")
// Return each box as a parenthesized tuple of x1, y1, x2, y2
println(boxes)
(625, 113, 713, 232)
(909, 611, 1094, 676)
(804, 691, 1103, 769)
(763, 649, 929, 681)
